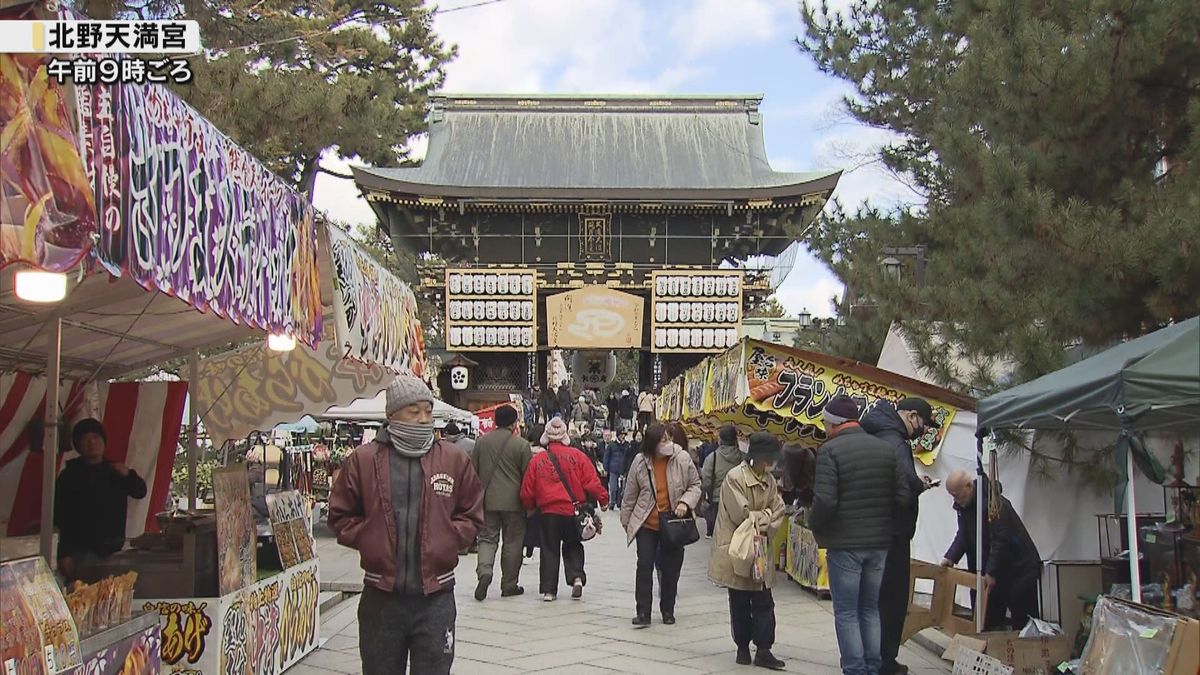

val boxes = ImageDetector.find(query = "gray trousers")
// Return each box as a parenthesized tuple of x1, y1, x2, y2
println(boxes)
(475, 510, 527, 591)
(358, 587, 456, 674)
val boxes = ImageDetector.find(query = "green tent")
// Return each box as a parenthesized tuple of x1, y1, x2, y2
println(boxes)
(976, 315, 1199, 606)
(978, 316, 1199, 433)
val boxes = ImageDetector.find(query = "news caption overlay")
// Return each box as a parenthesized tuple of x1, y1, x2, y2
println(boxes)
(0, 20, 202, 84)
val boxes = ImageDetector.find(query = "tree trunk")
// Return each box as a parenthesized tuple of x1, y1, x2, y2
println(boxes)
(298, 155, 320, 204)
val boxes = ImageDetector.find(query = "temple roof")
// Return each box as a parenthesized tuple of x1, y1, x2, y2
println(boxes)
(353, 94, 840, 201)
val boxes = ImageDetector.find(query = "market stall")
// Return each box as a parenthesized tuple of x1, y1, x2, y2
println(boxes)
(1, 3, 327, 670)
(977, 317, 1199, 620)
(659, 337, 975, 593)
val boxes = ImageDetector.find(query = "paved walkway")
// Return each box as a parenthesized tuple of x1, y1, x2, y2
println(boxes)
(298, 511, 950, 674)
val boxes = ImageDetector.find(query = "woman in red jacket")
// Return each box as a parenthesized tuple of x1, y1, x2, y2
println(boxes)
(520, 416, 609, 601)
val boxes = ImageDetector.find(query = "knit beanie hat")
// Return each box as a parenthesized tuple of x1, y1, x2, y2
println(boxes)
(72, 418, 106, 451)
(745, 432, 781, 461)
(541, 417, 570, 446)
(385, 374, 434, 416)
(823, 395, 861, 427)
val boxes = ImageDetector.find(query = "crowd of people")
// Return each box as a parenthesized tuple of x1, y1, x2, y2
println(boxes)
(327, 374, 1041, 674)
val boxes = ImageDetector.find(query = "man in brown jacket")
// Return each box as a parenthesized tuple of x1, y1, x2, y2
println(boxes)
(328, 374, 484, 675)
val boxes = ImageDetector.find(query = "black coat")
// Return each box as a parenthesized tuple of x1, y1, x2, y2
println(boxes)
(944, 481, 1041, 579)
(809, 426, 911, 550)
(54, 457, 147, 559)
(617, 395, 636, 420)
(860, 400, 926, 540)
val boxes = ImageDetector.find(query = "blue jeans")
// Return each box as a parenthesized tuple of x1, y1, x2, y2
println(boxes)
(827, 549, 888, 675)
(607, 471, 622, 507)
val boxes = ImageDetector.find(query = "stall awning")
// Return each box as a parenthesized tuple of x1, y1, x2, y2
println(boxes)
(977, 316, 1199, 432)
(320, 392, 474, 426)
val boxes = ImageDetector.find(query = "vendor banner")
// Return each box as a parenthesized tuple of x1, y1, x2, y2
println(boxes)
(74, 79, 323, 347)
(76, 622, 161, 675)
(545, 286, 644, 349)
(676, 339, 966, 463)
(194, 339, 393, 448)
(327, 226, 426, 376)
(656, 378, 683, 423)
(0, 45, 97, 273)
(681, 359, 710, 419)
(0, 373, 186, 539)
(140, 558, 319, 675)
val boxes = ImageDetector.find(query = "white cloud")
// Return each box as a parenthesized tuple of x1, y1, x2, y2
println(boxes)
(774, 261, 843, 317)
(813, 124, 918, 212)
(666, 0, 788, 57)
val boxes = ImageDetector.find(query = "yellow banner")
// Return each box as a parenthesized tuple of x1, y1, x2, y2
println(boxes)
(546, 285, 644, 349)
(680, 341, 960, 463)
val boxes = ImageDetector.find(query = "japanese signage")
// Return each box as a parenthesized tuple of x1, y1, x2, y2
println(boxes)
(265, 491, 315, 569)
(327, 227, 426, 376)
(193, 339, 393, 447)
(0, 50, 97, 273)
(0, 557, 82, 674)
(74, 78, 323, 347)
(444, 268, 537, 352)
(545, 286, 644, 349)
(672, 339, 964, 460)
(650, 270, 743, 353)
(212, 465, 256, 596)
(140, 558, 319, 675)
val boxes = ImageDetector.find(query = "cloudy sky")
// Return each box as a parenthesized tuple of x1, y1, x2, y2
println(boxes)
(312, 0, 912, 318)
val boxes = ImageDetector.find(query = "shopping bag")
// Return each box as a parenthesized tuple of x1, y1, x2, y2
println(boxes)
(730, 517, 758, 578)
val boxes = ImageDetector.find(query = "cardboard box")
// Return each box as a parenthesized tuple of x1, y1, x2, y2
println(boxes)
(984, 631, 1072, 675)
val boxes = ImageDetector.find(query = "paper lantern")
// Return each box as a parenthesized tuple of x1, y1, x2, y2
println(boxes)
(450, 365, 469, 390)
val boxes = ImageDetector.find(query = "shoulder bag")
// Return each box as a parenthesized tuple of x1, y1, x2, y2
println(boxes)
(647, 460, 700, 549)
(545, 448, 599, 541)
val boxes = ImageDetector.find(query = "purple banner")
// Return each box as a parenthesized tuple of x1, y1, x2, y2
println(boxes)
(75, 80, 322, 347)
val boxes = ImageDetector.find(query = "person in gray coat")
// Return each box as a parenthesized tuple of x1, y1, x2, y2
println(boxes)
(809, 396, 912, 675)
(471, 405, 533, 600)
(701, 424, 743, 538)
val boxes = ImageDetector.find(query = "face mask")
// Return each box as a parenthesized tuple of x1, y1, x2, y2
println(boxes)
(656, 442, 674, 457)
(388, 420, 434, 457)
(909, 422, 925, 441)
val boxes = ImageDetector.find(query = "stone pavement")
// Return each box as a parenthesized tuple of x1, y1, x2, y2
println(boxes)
(298, 510, 951, 674)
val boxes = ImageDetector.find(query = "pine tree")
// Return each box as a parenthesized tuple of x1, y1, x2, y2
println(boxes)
(746, 296, 789, 318)
(798, 0, 1200, 393)
(77, 0, 454, 199)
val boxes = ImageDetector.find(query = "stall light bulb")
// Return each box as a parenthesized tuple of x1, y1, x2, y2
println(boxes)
(14, 270, 67, 303)
(268, 333, 296, 352)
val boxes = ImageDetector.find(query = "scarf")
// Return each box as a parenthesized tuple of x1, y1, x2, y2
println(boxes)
(380, 421, 434, 457)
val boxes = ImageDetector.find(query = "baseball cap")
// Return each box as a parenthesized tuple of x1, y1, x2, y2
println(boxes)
(897, 398, 939, 429)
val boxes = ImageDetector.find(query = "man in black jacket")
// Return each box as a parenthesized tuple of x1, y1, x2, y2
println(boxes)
(55, 418, 148, 580)
(860, 397, 938, 675)
(942, 470, 1042, 630)
(809, 396, 911, 675)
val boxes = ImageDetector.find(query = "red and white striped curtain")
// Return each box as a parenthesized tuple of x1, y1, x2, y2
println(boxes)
(0, 372, 187, 539)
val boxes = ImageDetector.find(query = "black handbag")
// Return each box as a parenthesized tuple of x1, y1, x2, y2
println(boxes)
(647, 462, 700, 549)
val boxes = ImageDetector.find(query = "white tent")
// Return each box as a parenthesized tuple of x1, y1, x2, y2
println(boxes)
(319, 392, 476, 428)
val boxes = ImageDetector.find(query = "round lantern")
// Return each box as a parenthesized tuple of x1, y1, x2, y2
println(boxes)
(450, 365, 469, 390)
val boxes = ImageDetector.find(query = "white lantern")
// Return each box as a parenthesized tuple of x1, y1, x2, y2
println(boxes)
(667, 276, 680, 296)
(462, 301, 474, 320)
(703, 277, 716, 296)
(449, 301, 461, 320)
(521, 302, 533, 321)
(497, 275, 511, 295)
(521, 275, 533, 295)
(484, 327, 497, 345)
(691, 328, 703, 346)
(728, 302, 739, 320)
(450, 365, 469, 390)
(679, 330, 692, 348)
(449, 327, 462, 347)
(702, 329, 715, 348)
(462, 328, 474, 346)
(485, 301, 498, 321)
(727, 277, 740, 296)
(715, 330, 727, 348)
(497, 302, 510, 321)
(715, 304, 727, 322)
(522, 327, 534, 346)
(473, 326, 485, 345)
(666, 329, 679, 348)
(667, 302, 679, 323)
(703, 303, 715, 322)
(472, 275, 485, 294)
(655, 328, 667, 348)
(449, 274, 462, 294)
(485, 274, 498, 295)
(656, 276, 668, 296)
(509, 327, 521, 345)
(679, 276, 692, 297)
(727, 328, 738, 344)
(655, 302, 667, 323)
(473, 301, 485, 319)
(679, 303, 692, 323)
(498, 328, 510, 346)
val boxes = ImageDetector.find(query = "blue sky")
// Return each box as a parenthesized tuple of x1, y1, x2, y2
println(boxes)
(313, 0, 911, 319)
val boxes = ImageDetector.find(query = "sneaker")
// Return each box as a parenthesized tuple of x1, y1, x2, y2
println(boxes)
(474, 576, 491, 602)
(631, 614, 651, 627)
(705, 533, 712, 539)
(754, 649, 786, 670)
(571, 579, 584, 599)
(736, 647, 752, 665)
(542, 593, 555, 602)
(500, 586, 525, 598)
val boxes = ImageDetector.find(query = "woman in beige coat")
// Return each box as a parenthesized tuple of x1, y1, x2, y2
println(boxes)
(620, 423, 702, 626)
(708, 432, 787, 670)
